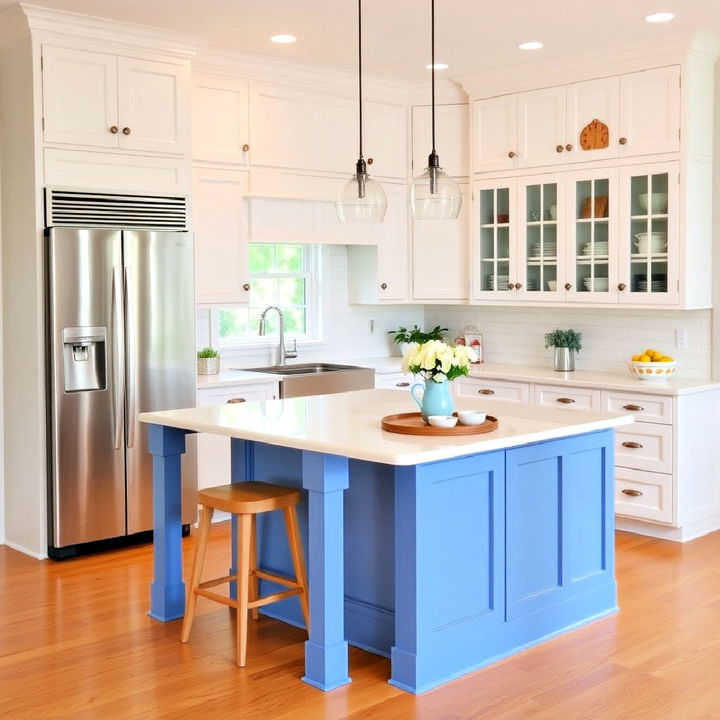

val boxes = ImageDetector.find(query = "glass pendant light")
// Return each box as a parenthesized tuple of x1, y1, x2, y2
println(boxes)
(336, 0, 387, 223)
(409, 0, 462, 220)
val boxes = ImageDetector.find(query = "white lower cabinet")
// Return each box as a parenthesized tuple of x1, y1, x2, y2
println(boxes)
(375, 372, 413, 390)
(196, 382, 279, 491)
(615, 468, 673, 524)
(454, 377, 530, 404)
(534, 383, 601, 410)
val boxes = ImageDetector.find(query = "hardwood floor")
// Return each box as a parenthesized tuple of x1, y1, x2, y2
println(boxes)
(2, 526, 720, 719)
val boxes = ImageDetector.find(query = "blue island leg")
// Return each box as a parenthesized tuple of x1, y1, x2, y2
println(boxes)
(301, 451, 351, 691)
(147, 424, 190, 622)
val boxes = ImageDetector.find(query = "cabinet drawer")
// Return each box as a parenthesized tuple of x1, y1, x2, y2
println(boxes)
(615, 468, 673, 524)
(534, 384, 601, 410)
(455, 378, 530, 404)
(602, 390, 672, 425)
(197, 382, 278, 406)
(375, 372, 413, 390)
(615, 423, 673, 474)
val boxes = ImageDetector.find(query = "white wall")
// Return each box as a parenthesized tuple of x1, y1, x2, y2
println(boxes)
(426, 306, 712, 379)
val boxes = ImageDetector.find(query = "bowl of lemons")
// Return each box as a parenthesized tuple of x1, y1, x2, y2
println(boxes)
(628, 348, 677, 381)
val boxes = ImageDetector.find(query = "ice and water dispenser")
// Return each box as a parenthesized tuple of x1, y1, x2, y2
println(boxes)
(62, 327, 107, 392)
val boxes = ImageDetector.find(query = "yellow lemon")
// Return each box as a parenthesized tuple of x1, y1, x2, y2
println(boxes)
(631, 354, 642, 361)
(660, 356, 674, 362)
(639, 354, 652, 362)
(644, 348, 655, 357)
(651, 350, 663, 361)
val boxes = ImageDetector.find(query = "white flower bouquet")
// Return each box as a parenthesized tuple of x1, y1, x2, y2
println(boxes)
(401, 340, 478, 383)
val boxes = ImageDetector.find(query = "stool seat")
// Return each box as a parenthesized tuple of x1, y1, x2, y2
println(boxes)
(197, 482, 301, 515)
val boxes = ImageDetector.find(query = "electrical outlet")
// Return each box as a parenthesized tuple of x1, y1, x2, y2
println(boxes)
(368, 319, 375, 335)
(675, 329, 688, 349)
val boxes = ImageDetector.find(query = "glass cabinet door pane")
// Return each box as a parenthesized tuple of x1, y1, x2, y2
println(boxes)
(628, 172, 668, 295)
(574, 177, 610, 294)
(525, 182, 557, 293)
(478, 187, 511, 292)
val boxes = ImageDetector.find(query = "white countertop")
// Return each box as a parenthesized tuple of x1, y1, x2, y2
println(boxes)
(141, 388, 632, 466)
(197, 369, 280, 389)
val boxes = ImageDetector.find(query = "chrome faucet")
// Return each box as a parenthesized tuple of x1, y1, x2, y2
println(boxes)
(258, 306, 298, 366)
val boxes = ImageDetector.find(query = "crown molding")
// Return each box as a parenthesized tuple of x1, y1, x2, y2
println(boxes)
(455, 31, 720, 99)
(406, 77, 468, 106)
(17, 3, 199, 58)
(0, 5, 31, 48)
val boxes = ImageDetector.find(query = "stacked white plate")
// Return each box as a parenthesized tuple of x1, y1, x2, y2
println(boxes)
(530, 242, 557, 257)
(637, 280, 666, 292)
(580, 242, 608, 256)
(526, 279, 538, 290)
(489, 275, 510, 290)
(583, 277, 609, 291)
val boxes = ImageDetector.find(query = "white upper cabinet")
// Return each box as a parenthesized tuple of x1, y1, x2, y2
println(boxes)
(565, 77, 619, 163)
(191, 75, 250, 164)
(517, 86, 566, 169)
(471, 94, 517, 173)
(249, 84, 356, 174)
(42, 45, 190, 155)
(364, 101, 408, 180)
(619, 67, 680, 157)
(412, 104, 469, 178)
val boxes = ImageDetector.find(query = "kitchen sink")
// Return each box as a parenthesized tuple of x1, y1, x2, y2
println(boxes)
(233, 363, 375, 398)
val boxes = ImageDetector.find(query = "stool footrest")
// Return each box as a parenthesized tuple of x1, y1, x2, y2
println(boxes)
(254, 569, 299, 589)
(198, 574, 234, 591)
(248, 587, 302, 610)
(195, 588, 236, 608)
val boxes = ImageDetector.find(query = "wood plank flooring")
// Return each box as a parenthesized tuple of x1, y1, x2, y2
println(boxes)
(2, 526, 720, 719)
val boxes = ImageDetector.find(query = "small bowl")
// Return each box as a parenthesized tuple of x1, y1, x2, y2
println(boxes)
(638, 193, 668, 214)
(457, 411, 487, 426)
(628, 360, 677, 381)
(427, 415, 458, 428)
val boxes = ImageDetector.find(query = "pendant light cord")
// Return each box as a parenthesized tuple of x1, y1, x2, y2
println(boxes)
(358, 0, 363, 160)
(431, 0, 436, 154)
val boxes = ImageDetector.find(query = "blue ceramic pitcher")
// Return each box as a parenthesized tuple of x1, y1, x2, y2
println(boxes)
(411, 379, 454, 421)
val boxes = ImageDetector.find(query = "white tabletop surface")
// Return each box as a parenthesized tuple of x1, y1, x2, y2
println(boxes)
(141, 388, 633, 466)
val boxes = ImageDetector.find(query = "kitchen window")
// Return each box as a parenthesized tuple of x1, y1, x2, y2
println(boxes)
(216, 243, 319, 348)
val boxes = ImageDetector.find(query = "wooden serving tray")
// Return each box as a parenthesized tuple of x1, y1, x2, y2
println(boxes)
(381, 412, 498, 436)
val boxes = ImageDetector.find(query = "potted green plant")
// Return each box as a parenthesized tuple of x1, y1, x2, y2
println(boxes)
(197, 346, 220, 375)
(388, 325, 448, 357)
(544, 329, 582, 371)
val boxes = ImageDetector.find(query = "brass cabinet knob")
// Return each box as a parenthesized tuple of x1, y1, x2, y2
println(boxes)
(507, 282, 515, 290)
(508, 151, 516, 158)
(619, 137, 628, 145)
(478, 389, 495, 395)
(622, 488, 643, 497)
(565, 283, 572, 291)
(623, 404, 644, 411)
(367, 157, 374, 165)
(242, 143, 250, 152)
(242, 283, 250, 291)
(515, 282, 523, 290)
(395, 382, 410, 387)
(226, 398, 247, 404)
(565, 143, 573, 151)
(618, 283, 627, 291)
(556, 144, 564, 153)
(110, 125, 119, 134)
(622, 441, 644, 449)
(122, 127, 131, 135)
(380, 282, 388, 290)
(556, 397, 576, 404)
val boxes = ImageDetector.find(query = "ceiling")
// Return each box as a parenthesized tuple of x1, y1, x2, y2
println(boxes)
(2, 1, 720, 82)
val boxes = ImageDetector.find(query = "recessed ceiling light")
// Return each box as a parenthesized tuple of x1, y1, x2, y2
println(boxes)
(518, 41, 543, 51)
(425, 63, 449, 70)
(270, 34, 297, 44)
(644, 12, 675, 23)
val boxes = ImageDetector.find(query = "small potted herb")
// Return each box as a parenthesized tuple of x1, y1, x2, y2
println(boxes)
(388, 325, 448, 357)
(197, 347, 220, 375)
(544, 329, 582, 372)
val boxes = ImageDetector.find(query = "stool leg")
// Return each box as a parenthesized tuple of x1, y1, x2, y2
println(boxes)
(283, 506, 310, 634)
(249, 514, 259, 621)
(181, 504, 214, 643)
(236, 513, 252, 667)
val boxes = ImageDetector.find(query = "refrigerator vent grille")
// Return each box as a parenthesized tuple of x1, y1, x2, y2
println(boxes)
(46, 190, 188, 230)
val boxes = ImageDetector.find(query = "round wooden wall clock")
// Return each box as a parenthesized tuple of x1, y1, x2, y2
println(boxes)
(580, 119, 609, 150)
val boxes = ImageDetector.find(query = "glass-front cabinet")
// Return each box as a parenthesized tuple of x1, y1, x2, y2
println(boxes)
(565, 169, 618, 303)
(473, 180, 517, 297)
(619, 162, 678, 305)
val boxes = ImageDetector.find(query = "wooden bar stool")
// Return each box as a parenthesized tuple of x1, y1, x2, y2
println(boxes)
(180, 481, 309, 667)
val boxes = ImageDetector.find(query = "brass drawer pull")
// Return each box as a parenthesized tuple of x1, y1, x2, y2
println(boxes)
(622, 488, 643, 497)
(556, 397, 576, 404)
(122, 127, 131, 135)
(478, 389, 495, 395)
(110, 125, 119, 134)
(622, 441, 644, 449)
(623, 404, 644, 411)
(227, 398, 247, 404)
(395, 382, 410, 387)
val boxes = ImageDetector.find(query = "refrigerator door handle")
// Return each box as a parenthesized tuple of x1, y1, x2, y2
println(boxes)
(125, 265, 137, 448)
(112, 266, 125, 451)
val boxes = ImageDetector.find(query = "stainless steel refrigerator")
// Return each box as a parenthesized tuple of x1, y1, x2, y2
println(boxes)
(46, 227, 197, 556)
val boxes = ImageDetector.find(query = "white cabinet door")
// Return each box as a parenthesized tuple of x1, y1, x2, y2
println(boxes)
(413, 187, 469, 300)
(619, 66, 680, 157)
(193, 168, 251, 305)
(117, 57, 189, 154)
(42, 45, 118, 148)
(192, 75, 250, 164)
(471, 95, 517, 173)
(565, 76, 619, 164)
(413, 104, 468, 178)
(517, 86, 566, 169)
(375, 184, 409, 300)
(364, 101, 407, 180)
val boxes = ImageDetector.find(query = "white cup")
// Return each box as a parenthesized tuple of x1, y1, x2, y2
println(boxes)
(427, 415, 458, 428)
(457, 411, 487, 426)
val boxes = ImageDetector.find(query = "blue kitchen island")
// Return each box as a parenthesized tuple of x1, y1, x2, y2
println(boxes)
(140, 389, 632, 694)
